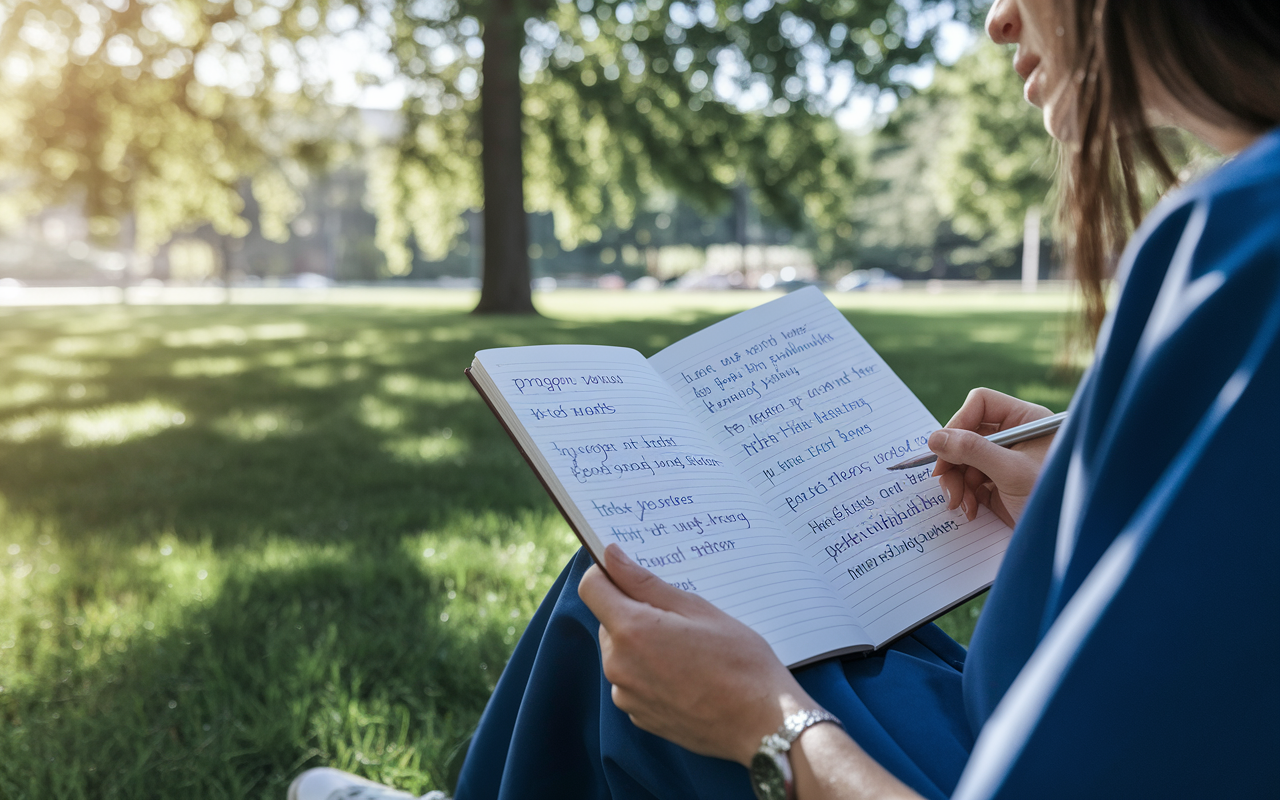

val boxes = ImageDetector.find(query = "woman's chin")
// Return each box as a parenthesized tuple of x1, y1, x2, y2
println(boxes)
(1042, 103, 1074, 142)
(1024, 80, 1041, 107)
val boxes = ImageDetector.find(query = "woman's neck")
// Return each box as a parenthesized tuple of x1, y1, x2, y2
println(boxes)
(1176, 115, 1262, 157)
(1139, 71, 1266, 156)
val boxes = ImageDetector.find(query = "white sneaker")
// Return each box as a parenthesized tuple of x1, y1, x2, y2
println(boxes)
(286, 767, 450, 800)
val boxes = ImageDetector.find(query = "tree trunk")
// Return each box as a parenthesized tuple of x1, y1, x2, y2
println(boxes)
(473, 0, 536, 314)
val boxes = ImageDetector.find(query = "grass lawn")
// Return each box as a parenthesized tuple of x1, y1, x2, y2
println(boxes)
(0, 289, 1081, 798)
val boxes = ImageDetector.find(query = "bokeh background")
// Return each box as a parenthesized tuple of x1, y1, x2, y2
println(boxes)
(1, 0, 1077, 298)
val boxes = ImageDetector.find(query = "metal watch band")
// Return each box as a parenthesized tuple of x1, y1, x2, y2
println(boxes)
(777, 708, 843, 748)
(750, 709, 844, 800)
(759, 708, 845, 755)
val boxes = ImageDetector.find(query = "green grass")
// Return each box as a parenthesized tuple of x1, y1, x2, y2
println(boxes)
(0, 289, 1081, 798)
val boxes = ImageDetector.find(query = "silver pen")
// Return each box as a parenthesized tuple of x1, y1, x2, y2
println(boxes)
(887, 411, 1069, 471)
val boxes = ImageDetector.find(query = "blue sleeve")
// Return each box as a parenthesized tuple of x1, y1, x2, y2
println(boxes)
(957, 136, 1280, 798)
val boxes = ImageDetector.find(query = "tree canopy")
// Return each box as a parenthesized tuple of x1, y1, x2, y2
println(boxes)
(370, 0, 985, 310)
(929, 36, 1053, 255)
(0, 0, 344, 253)
(2, 0, 1005, 301)
(837, 36, 1054, 279)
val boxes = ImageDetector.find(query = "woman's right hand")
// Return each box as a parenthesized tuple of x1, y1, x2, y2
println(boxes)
(928, 388, 1056, 528)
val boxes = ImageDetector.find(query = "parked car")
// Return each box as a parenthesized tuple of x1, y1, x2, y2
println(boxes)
(834, 268, 904, 292)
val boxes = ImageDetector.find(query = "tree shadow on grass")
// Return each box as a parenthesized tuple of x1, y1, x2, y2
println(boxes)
(0, 539, 541, 798)
(0, 303, 1076, 554)
(0, 306, 718, 552)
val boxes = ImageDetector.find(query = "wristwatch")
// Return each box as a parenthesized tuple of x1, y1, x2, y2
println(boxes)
(748, 709, 844, 800)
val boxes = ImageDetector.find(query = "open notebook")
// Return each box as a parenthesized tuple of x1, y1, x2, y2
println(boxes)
(467, 288, 1010, 667)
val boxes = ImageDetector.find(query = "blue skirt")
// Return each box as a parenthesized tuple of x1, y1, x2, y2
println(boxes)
(455, 548, 974, 800)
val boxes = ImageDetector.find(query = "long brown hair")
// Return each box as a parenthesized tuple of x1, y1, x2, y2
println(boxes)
(1057, 0, 1280, 339)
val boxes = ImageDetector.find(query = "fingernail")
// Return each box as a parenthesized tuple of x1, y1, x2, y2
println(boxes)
(943, 487, 952, 505)
(960, 499, 970, 516)
(929, 430, 950, 451)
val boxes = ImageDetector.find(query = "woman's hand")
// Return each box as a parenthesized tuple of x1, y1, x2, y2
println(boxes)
(578, 545, 813, 766)
(928, 388, 1056, 528)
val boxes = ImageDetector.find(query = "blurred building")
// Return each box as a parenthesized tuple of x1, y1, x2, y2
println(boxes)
(0, 107, 842, 288)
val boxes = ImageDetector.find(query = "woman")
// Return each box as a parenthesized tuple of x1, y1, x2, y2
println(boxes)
(292, 0, 1280, 797)
(472, 0, 1280, 796)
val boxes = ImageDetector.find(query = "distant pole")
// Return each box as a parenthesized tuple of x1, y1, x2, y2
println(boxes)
(323, 175, 341, 282)
(220, 234, 233, 304)
(119, 213, 135, 305)
(734, 181, 749, 278)
(469, 209, 483, 280)
(1022, 205, 1041, 293)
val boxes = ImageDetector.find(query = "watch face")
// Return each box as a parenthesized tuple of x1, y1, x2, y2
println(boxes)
(749, 752, 791, 800)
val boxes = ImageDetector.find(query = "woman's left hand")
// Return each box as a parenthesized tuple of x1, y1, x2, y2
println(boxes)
(579, 544, 816, 766)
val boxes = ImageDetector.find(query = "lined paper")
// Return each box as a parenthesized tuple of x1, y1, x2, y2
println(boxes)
(648, 288, 1011, 646)
(474, 344, 868, 665)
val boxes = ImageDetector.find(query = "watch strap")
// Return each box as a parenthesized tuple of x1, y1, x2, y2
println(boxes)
(774, 708, 843, 751)
(749, 709, 844, 800)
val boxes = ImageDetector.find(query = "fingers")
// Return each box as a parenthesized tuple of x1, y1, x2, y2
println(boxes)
(597, 623, 627, 687)
(603, 544, 697, 612)
(579, 560, 644, 630)
(947, 388, 1053, 432)
(928, 427, 1035, 492)
(938, 468, 964, 510)
(964, 463, 990, 495)
(945, 466, 978, 520)
(964, 469, 990, 521)
(580, 545, 701, 629)
(945, 387, 1007, 430)
(932, 389, 1055, 527)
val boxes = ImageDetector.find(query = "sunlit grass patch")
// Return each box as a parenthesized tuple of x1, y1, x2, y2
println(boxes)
(379, 374, 475, 403)
(532, 288, 1077, 322)
(339, 339, 377, 359)
(535, 289, 792, 321)
(43, 333, 145, 360)
(0, 409, 60, 443)
(0, 504, 217, 695)
(62, 400, 187, 447)
(170, 356, 249, 378)
(161, 324, 251, 348)
(213, 409, 302, 441)
(286, 363, 344, 388)
(425, 326, 479, 343)
(10, 354, 109, 378)
(359, 395, 407, 431)
(247, 322, 310, 341)
(0, 400, 184, 447)
(0, 494, 564, 793)
(965, 325, 1027, 344)
(414, 510, 581, 637)
(383, 431, 465, 464)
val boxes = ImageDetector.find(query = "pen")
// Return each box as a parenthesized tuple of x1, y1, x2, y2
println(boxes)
(886, 411, 1069, 471)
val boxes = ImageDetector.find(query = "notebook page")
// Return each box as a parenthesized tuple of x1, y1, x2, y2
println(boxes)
(473, 344, 869, 665)
(647, 288, 1011, 645)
